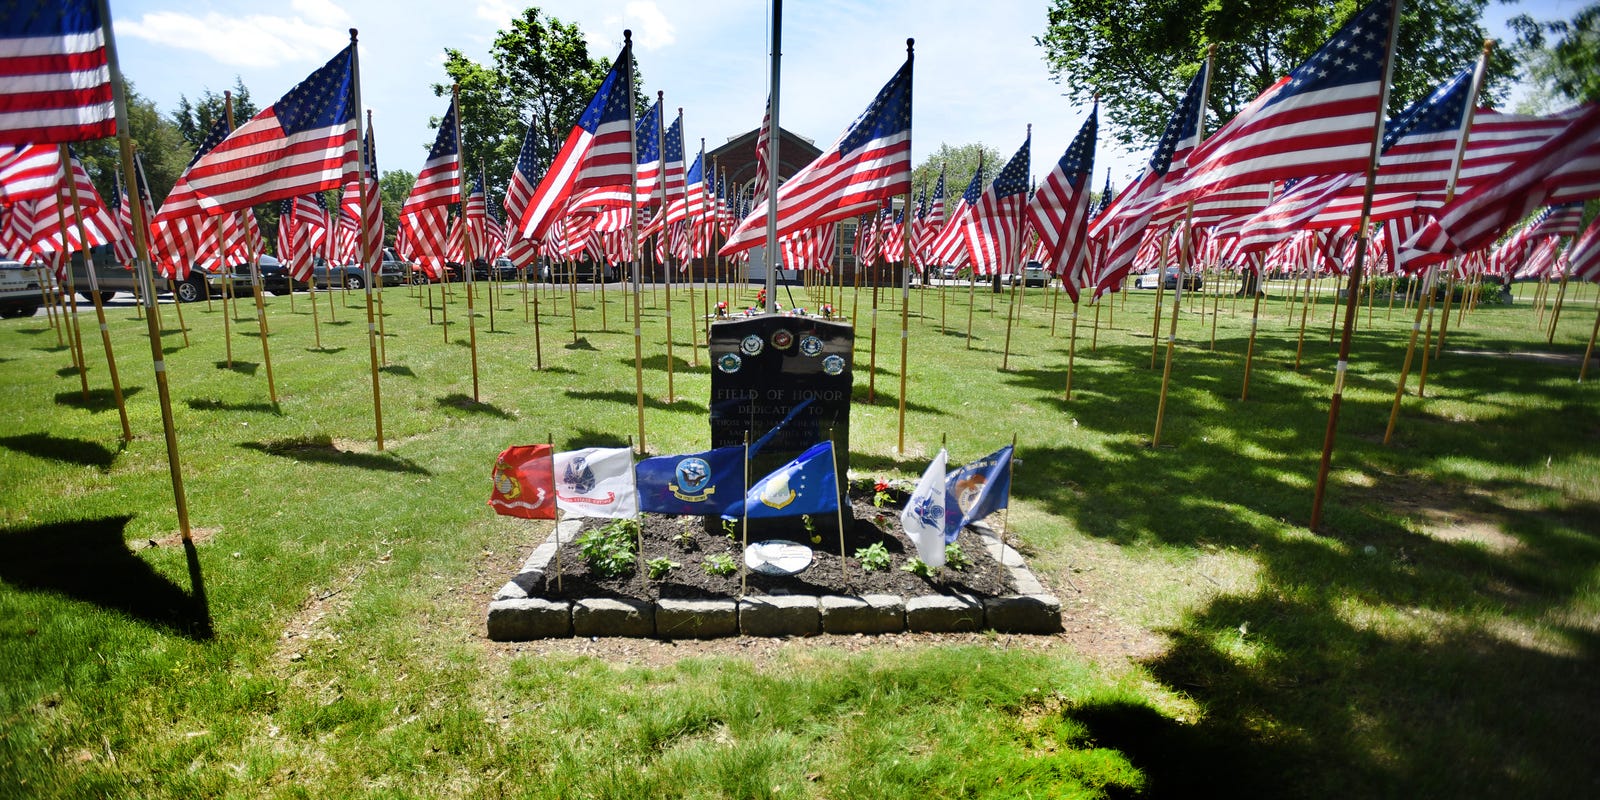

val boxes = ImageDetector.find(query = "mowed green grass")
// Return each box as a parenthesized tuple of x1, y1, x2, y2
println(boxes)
(1, 271, 1596, 798)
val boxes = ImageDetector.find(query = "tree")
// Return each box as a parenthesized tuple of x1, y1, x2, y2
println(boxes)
(379, 170, 416, 245)
(1508, 2, 1600, 106)
(1037, 0, 1517, 151)
(74, 78, 190, 207)
(911, 142, 1002, 203)
(172, 77, 258, 150)
(428, 7, 641, 215)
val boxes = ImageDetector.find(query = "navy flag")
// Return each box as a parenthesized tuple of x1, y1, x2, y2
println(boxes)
(635, 446, 745, 516)
(943, 445, 1012, 542)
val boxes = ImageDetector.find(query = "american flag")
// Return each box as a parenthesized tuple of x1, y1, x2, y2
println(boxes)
(749, 96, 772, 211)
(925, 162, 982, 266)
(400, 97, 459, 215)
(660, 112, 686, 207)
(721, 56, 912, 255)
(335, 125, 381, 271)
(963, 133, 1030, 276)
(0, 0, 115, 146)
(111, 170, 137, 265)
(403, 205, 450, 279)
(0, 144, 61, 202)
(151, 116, 231, 279)
(161, 44, 356, 215)
(275, 198, 294, 270)
(633, 99, 662, 201)
(1402, 102, 1600, 263)
(290, 194, 330, 280)
(854, 212, 879, 270)
(1087, 62, 1208, 296)
(780, 223, 836, 272)
(516, 43, 635, 239)
(925, 168, 946, 234)
(1155, 0, 1395, 211)
(1026, 106, 1096, 298)
(1566, 214, 1600, 283)
(661, 151, 708, 227)
(25, 150, 120, 270)
(0, 203, 33, 260)
(1528, 202, 1585, 238)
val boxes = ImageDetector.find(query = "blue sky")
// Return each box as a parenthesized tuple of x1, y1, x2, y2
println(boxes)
(110, 0, 1576, 190)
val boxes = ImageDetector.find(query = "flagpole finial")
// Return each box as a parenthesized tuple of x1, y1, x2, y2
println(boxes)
(624, 29, 632, 45)
(349, 28, 358, 44)
(907, 38, 914, 58)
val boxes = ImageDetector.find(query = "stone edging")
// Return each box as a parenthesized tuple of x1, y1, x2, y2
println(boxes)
(486, 519, 1061, 640)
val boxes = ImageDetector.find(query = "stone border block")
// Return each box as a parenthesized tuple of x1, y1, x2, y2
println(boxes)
(487, 598, 571, 641)
(656, 598, 739, 639)
(739, 595, 821, 637)
(820, 594, 906, 634)
(983, 595, 1063, 634)
(906, 593, 983, 632)
(573, 597, 655, 638)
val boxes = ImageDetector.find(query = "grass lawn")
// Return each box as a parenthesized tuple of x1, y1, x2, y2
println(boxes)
(1, 271, 1596, 798)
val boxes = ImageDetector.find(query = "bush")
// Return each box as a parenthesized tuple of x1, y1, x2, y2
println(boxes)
(577, 520, 637, 578)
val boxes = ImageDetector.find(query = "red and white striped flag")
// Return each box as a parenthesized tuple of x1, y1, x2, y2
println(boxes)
(0, 144, 61, 202)
(1566, 214, 1600, 283)
(514, 44, 636, 240)
(401, 97, 458, 218)
(721, 56, 912, 255)
(1026, 107, 1096, 298)
(0, 0, 115, 146)
(924, 163, 981, 267)
(963, 133, 1030, 276)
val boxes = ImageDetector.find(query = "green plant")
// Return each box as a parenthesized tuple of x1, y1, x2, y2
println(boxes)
(645, 557, 680, 580)
(577, 520, 637, 578)
(856, 541, 892, 572)
(702, 552, 737, 576)
(944, 544, 971, 571)
(872, 480, 894, 508)
(802, 514, 821, 545)
(671, 524, 697, 549)
(901, 557, 936, 578)
(721, 517, 738, 542)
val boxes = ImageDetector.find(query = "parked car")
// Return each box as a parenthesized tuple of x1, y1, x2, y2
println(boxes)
(57, 245, 209, 302)
(1003, 262, 1049, 287)
(0, 259, 45, 318)
(311, 255, 405, 290)
(539, 260, 617, 283)
(205, 254, 291, 297)
(1135, 266, 1203, 291)
(470, 257, 518, 282)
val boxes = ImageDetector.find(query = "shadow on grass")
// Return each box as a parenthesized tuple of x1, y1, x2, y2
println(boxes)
(306, 346, 346, 354)
(564, 337, 597, 351)
(0, 432, 119, 469)
(379, 364, 416, 377)
(559, 428, 632, 450)
(185, 397, 281, 414)
(541, 365, 577, 374)
(240, 435, 430, 474)
(10, 326, 51, 335)
(215, 360, 259, 375)
(0, 517, 212, 640)
(32, 344, 71, 353)
(55, 365, 83, 378)
(54, 386, 142, 412)
(438, 393, 514, 419)
(564, 388, 707, 414)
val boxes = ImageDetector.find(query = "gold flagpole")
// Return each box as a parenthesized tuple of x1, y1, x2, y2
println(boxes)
(1155, 45, 1214, 444)
(350, 29, 386, 449)
(868, 202, 881, 402)
(1310, 0, 1404, 531)
(1000, 126, 1028, 372)
(686, 132, 702, 368)
(373, 112, 388, 366)
(624, 31, 647, 453)
(1064, 299, 1079, 400)
(454, 85, 481, 403)
(61, 147, 132, 440)
(662, 98, 676, 403)
(48, 163, 91, 402)
(1579, 293, 1599, 382)
(897, 48, 915, 456)
(225, 94, 279, 407)
(829, 438, 848, 583)
(1150, 230, 1167, 369)
(102, 0, 191, 541)
(1241, 255, 1266, 400)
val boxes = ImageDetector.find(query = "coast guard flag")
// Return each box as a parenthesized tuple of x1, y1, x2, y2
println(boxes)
(901, 448, 949, 567)
(944, 445, 1012, 542)
(732, 441, 839, 520)
(488, 444, 557, 520)
(635, 446, 745, 516)
(553, 446, 638, 519)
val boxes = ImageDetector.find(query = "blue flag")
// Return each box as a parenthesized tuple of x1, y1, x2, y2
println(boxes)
(635, 446, 745, 516)
(732, 441, 839, 520)
(943, 445, 1012, 542)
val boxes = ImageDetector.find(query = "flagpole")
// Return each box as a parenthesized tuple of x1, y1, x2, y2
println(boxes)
(1001, 126, 1029, 372)
(48, 164, 92, 402)
(740, 431, 751, 598)
(449, 85, 482, 403)
(829, 438, 849, 583)
(624, 31, 647, 454)
(60, 146, 132, 441)
(132, 152, 179, 344)
(350, 29, 386, 450)
(102, 0, 192, 541)
(869, 203, 882, 402)
(225, 95, 280, 407)
(1241, 255, 1265, 400)
(373, 114, 388, 366)
(1310, 0, 1404, 531)
(1384, 40, 1491, 444)
(663, 99, 677, 403)
(687, 133, 703, 369)
(1579, 293, 1599, 382)
(763, 0, 783, 314)
(897, 41, 915, 455)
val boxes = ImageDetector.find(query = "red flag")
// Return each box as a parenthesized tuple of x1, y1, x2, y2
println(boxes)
(489, 444, 557, 520)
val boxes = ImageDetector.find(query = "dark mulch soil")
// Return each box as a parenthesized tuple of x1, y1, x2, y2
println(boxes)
(536, 494, 1015, 602)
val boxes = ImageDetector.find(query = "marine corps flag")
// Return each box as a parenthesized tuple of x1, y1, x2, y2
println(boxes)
(635, 446, 745, 516)
(488, 444, 557, 520)
(943, 445, 1012, 543)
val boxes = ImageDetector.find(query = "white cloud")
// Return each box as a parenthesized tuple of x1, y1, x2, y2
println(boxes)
(119, 7, 351, 69)
(475, 0, 521, 26)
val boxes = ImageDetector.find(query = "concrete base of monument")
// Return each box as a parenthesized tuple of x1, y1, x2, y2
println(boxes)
(486, 513, 1062, 641)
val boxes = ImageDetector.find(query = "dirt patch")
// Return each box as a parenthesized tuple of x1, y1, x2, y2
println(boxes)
(536, 495, 1013, 603)
(137, 526, 220, 549)
(1367, 475, 1521, 554)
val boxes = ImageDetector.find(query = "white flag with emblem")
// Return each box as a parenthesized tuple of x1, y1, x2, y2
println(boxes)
(553, 446, 639, 519)
(901, 448, 949, 567)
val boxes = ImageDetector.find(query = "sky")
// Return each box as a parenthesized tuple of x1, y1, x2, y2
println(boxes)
(109, 0, 1577, 192)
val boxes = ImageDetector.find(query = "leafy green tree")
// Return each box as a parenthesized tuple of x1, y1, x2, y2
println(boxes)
(172, 77, 258, 149)
(429, 7, 640, 215)
(1037, 0, 1517, 150)
(1508, 2, 1600, 105)
(379, 169, 416, 245)
(74, 78, 190, 207)
(912, 142, 1002, 204)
